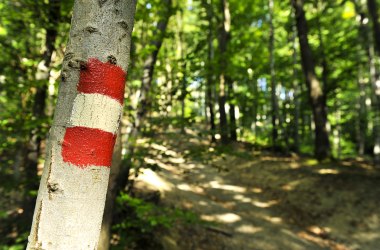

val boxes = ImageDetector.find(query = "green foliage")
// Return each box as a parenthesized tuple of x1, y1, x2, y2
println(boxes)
(112, 192, 198, 249)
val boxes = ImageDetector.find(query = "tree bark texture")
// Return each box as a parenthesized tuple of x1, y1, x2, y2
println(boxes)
(367, 0, 380, 53)
(27, 1, 136, 249)
(25, 0, 61, 190)
(292, 0, 331, 160)
(218, 0, 231, 144)
(269, 0, 279, 148)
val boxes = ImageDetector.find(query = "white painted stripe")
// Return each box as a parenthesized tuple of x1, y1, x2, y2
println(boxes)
(70, 93, 122, 134)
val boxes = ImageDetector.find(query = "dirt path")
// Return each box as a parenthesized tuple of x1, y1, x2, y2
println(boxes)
(133, 131, 380, 250)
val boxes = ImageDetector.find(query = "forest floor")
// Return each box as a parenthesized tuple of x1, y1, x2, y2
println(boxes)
(132, 127, 380, 250)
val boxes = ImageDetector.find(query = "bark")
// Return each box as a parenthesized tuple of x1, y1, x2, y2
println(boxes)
(228, 78, 237, 141)
(203, 0, 216, 142)
(315, 0, 329, 94)
(25, 0, 61, 189)
(27, 1, 136, 249)
(368, 35, 380, 166)
(97, 2, 172, 248)
(354, 2, 369, 157)
(367, 0, 380, 53)
(367, 0, 380, 166)
(269, 0, 279, 148)
(292, 16, 300, 153)
(292, 0, 331, 160)
(218, 0, 231, 144)
(97, 128, 122, 250)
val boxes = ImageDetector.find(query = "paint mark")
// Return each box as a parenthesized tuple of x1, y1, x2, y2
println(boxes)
(70, 93, 122, 134)
(62, 127, 116, 167)
(77, 58, 126, 104)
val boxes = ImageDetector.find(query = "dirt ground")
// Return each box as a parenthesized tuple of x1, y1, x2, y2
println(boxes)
(133, 130, 380, 250)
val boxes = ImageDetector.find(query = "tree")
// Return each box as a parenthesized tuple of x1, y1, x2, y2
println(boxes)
(27, 0, 137, 249)
(292, 0, 331, 160)
(269, 0, 279, 148)
(217, 0, 231, 144)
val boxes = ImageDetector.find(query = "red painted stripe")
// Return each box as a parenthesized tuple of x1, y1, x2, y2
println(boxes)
(77, 58, 126, 104)
(62, 127, 116, 168)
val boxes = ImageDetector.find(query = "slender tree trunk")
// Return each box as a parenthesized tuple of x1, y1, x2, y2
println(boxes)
(357, 66, 366, 156)
(218, 0, 231, 144)
(203, 0, 216, 142)
(367, 0, 380, 166)
(97, 2, 172, 248)
(368, 34, 380, 166)
(252, 76, 259, 141)
(181, 63, 187, 134)
(134, 0, 172, 135)
(292, 16, 300, 153)
(97, 129, 122, 250)
(315, 0, 329, 94)
(269, 0, 279, 149)
(27, 1, 136, 249)
(292, 0, 331, 160)
(227, 78, 237, 141)
(367, 0, 380, 52)
(206, 39, 216, 142)
(25, 0, 61, 190)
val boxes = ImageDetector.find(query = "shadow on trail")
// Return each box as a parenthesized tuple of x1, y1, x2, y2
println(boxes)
(133, 130, 380, 250)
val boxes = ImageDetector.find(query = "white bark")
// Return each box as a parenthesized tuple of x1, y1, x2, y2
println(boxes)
(27, 1, 136, 249)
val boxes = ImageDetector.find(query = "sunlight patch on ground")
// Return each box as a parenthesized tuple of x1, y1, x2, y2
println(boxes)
(233, 194, 252, 203)
(235, 224, 262, 234)
(264, 216, 283, 224)
(290, 162, 300, 169)
(316, 169, 340, 175)
(252, 200, 278, 208)
(137, 168, 172, 192)
(281, 180, 301, 191)
(208, 181, 246, 193)
(169, 157, 186, 164)
(353, 232, 380, 241)
(201, 213, 242, 223)
(252, 187, 263, 193)
(151, 143, 169, 152)
(177, 183, 204, 194)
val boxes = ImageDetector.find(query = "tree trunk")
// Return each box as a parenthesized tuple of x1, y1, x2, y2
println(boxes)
(367, 0, 380, 166)
(218, 0, 231, 144)
(27, 1, 136, 249)
(203, 0, 216, 142)
(97, 2, 172, 248)
(134, 0, 172, 135)
(97, 128, 122, 250)
(269, 0, 279, 149)
(292, 0, 331, 160)
(228, 78, 237, 141)
(367, 0, 380, 53)
(292, 15, 300, 153)
(24, 0, 61, 194)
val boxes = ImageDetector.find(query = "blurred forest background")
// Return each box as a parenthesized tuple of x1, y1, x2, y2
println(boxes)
(1, 0, 380, 249)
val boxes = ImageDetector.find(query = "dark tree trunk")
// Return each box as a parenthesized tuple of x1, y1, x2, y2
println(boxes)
(218, 0, 231, 144)
(227, 78, 237, 141)
(367, 0, 380, 53)
(292, 15, 300, 153)
(136, 0, 172, 130)
(203, 0, 216, 142)
(269, 0, 279, 149)
(292, 0, 331, 160)
(367, 0, 380, 166)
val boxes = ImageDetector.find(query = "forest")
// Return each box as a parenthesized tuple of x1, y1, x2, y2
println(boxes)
(0, 0, 380, 249)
